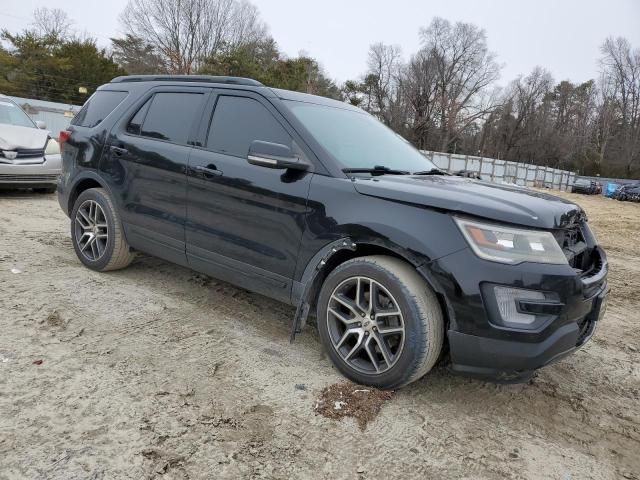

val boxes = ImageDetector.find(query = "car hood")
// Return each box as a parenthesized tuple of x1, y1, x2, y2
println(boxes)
(352, 175, 586, 229)
(0, 124, 49, 150)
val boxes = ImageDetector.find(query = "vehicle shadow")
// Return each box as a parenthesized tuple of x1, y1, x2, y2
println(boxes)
(0, 189, 56, 199)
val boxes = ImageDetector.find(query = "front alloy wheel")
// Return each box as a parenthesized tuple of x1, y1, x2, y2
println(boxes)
(317, 255, 444, 389)
(327, 276, 405, 374)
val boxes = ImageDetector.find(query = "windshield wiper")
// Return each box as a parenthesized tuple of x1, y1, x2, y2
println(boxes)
(412, 168, 449, 176)
(343, 165, 410, 176)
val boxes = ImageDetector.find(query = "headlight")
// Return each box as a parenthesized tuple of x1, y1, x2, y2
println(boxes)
(45, 138, 60, 155)
(454, 217, 567, 265)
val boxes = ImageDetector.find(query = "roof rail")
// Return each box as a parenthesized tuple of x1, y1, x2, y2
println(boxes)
(110, 75, 264, 86)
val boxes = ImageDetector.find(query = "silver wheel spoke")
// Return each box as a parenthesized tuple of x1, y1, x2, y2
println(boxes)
(81, 235, 94, 251)
(331, 293, 360, 318)
(377, 326, 404, 335)
(364, 337, 380, 372)
(328, 307, 358, 325)
(372, 333, 393, 367)
(375, 307, 401, 318)
(336, 328, 357, 349)
(77, 209, 92, 227)
(344, 331, 365, 361)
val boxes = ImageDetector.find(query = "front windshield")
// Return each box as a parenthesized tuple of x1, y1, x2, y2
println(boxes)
(0, 99, 36, 128)
(285, 100, 436, 173)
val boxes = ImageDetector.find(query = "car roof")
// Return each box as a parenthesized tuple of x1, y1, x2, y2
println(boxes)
(106, 75, 363, 113)
(110, 75, 264, 87)
(269, 87, 363, 113)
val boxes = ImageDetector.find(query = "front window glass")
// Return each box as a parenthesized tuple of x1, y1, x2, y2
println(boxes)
(207, 96, 291, 157)
(0, 99, 35, 128)
(285, 100, 436, 173)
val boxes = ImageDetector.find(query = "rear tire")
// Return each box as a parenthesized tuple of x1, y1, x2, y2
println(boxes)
(70, 188, 135, 271)
(317, 255, 444, 389)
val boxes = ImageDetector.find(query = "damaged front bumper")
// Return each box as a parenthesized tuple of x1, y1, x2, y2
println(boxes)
(424, 245, 609, 383)
(0, 153, 62, 187)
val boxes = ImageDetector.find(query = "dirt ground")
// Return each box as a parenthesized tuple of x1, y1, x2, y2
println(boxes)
(0, 189, 638, 480)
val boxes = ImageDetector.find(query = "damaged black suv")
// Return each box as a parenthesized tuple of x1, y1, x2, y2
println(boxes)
(57, 76, 609, 388)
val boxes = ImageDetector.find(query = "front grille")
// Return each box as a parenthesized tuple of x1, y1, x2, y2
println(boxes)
(16, 148, 45, 158)
(0, 173, 58, 182)
(0, 148, 45, 159)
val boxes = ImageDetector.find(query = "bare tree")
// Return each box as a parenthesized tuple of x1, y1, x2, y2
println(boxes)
(119, 0, 268, 74)
(111, 34, 166, 74)
(364, 43, 403, 126)
(400, 49, 440, 148)
(600, 37, 640, 175)
(419, 17, 501, 151)
(32, 8, 74, 40)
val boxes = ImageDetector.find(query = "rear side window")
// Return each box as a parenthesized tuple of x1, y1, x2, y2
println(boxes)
(139, 92, 203, 144)
(72, 90, 128, 128)
(207, 96, 291, 157)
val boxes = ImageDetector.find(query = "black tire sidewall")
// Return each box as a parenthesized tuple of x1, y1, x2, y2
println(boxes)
(70, 189, 117, 271)
(317, 260, 428, 389)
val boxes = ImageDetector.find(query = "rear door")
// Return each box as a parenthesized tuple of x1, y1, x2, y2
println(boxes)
(185, 90, 313, 303)
(103, 87, 208, 266)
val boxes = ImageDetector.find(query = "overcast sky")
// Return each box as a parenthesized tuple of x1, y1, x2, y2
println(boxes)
(2, 0, 639, 85)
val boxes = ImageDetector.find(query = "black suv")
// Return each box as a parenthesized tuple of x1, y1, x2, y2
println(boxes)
(57, 76, 609, 388)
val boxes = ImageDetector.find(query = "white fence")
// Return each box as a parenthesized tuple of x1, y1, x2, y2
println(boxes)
(421, 150, 576, 191)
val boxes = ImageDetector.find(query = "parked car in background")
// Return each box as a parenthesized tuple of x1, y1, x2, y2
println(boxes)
(614, 183, 640, 202)
(571, 178, 598, 195)
(0, 94, 61, 193)
(594, 182, 603, 195)
(57, 75, 609, 388)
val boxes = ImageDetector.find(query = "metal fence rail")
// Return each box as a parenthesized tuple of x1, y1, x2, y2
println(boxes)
(421, 150, 576, 191)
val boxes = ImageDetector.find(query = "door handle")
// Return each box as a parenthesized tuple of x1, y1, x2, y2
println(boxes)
(194, 164, 223, 178)
(110, 146, 128, 156)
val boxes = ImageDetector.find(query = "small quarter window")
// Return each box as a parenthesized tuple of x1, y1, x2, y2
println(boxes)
(72, 90, 128, 128)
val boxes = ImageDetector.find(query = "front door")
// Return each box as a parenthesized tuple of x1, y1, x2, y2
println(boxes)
(186, 91, 313, 303)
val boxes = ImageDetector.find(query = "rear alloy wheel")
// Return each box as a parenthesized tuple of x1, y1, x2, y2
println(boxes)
(74, 199, 109, 262)
(70, 188, 135, 271)
(317, 255, 444, 389)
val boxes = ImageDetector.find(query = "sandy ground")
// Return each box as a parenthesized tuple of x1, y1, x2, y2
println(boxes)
(0, 189, 638, 480)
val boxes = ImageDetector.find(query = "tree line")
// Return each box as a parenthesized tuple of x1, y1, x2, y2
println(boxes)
(344, 19, 640, 178)
(1, 2, 638, 177)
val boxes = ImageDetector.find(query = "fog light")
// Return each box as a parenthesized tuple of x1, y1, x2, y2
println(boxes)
(494, 286, 546, 326)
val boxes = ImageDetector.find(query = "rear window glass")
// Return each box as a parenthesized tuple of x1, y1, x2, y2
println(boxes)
(72, 90, 128, 128)
(140, 92, 203, 144)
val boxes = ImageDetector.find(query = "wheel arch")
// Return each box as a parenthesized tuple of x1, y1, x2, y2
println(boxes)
(290, 237, 452, 343)
(67, 173, 112, 218)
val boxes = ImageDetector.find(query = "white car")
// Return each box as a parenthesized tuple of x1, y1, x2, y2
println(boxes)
(0, 94, 61, 193)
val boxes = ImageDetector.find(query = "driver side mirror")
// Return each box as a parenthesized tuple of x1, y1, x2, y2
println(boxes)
(247, 140, 309, 171)
(36, 120, 47, 130)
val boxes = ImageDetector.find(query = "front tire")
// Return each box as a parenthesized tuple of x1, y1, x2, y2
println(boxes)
(317, 255, 444, 389)
(70, 188, 135, 271)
